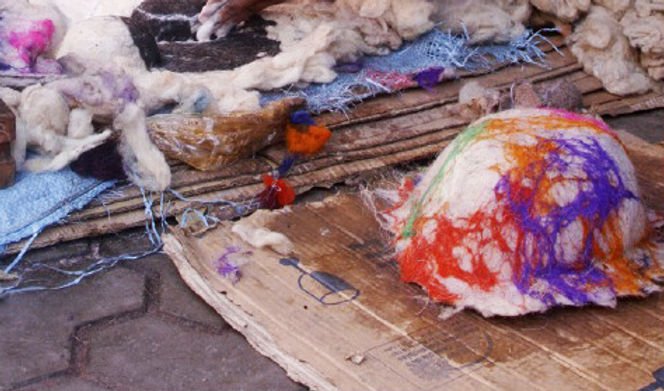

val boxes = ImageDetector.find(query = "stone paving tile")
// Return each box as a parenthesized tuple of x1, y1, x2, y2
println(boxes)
(16, 377, 109, 391)
(0, 268, 145, 390)
(122, 253, 227, 328)
(85, 315, 306, 391)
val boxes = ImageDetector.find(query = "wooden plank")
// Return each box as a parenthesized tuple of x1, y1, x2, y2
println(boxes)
(162, 114, 664, 390)
(6, 33, 664, 253)
(588, 303, 664, 350)
(318, 44, 580, 130)
(164, 190, 664, 391)
(8, 94, 664, 253)
(489, 310, 659, 389)
(3, 138, 453, 253)
(78, 159, 272, 217)
(596, 92, 664, 117)
(297, 197, 604, 390)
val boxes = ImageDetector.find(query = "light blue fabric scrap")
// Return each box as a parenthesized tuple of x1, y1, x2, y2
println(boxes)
(0, 169, 114, 252)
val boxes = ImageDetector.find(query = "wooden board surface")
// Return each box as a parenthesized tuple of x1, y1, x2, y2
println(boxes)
(163, 186, 664, 390)
(0, 100, 16, 189)
(6, 38, 664, 254)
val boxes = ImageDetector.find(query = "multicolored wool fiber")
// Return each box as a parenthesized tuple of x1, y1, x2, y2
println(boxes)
(257, 110, 331, 210)
(385, 109, 664, 316)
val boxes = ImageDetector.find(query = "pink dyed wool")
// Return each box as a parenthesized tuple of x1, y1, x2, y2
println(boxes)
(1, 19, 55, 71)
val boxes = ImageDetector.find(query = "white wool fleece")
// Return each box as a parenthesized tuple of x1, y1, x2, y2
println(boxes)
(569, 6, 652, 95)
(115, 103, 171, 191)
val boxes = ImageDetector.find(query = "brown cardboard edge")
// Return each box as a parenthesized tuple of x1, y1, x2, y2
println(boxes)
(163, 233, 339, 391)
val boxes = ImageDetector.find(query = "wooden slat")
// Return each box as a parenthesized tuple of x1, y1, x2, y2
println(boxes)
(5, 34, 664, 253)
(72, 159, 273, 222)
(319, 45, 579, 130)
(4, 138, 453, 253)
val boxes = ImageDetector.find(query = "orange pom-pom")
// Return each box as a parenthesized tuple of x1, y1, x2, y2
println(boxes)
(286, 124, 332, 155)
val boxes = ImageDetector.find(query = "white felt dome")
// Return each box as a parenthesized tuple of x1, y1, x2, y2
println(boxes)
(386, 108, 663, 316)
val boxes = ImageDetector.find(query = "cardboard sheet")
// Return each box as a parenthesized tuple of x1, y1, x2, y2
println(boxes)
(164, 134, 664, 390)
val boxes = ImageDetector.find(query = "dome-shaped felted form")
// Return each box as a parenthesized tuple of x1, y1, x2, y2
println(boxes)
(385, 108, 664, 316)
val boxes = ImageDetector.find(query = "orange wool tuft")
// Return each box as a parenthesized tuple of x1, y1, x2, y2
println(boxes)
(286, 124, 332, 155)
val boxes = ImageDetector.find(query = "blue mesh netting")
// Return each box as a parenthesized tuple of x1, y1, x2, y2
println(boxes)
(262, 28, 558, 113)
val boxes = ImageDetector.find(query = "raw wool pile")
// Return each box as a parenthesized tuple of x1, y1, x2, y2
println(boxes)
(383, 108, 664, 316)
(525, 0, 663, 95)
(431, 0, 663, 95)
(200, 0, 664, 95)
(431, 0, 532, 44)
(569, 5, 652, 96)
(1, 0, 442, 191)
(530, 0, 591, 22)
(3, 0, 660, 192)
(621, 3, 664, 81)
(0, 1, 170, 190)
(1, 49, 172, 190)
(259, 0, 434, 63)
(54, 16, 346, 113)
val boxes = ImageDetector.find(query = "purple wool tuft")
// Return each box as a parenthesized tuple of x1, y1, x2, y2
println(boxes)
(413, 67, 445, 91)
(216, 246, 252, 284)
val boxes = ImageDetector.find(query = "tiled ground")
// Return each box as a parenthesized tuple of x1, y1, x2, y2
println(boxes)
(0, 110, 662, 391)
(0, 231, 306, 391)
